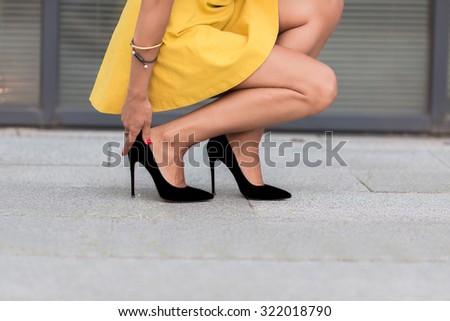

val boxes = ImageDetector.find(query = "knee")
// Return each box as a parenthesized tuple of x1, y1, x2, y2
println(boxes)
(306, 65, 338, 115)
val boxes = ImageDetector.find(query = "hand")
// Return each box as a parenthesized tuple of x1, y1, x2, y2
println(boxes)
(121, 94, 153, 155)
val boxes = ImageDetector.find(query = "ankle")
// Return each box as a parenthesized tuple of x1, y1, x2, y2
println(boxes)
(150, 127, 186, 167)
(156, 127, 197, 152)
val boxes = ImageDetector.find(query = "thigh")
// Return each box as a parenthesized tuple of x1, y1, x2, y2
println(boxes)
(278, 0, 312, 33)
(234, 45, 335, 95)
(278, 0, 344, 34)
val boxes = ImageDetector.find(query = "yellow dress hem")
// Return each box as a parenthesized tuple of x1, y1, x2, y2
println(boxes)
(90, 0, 280, 115)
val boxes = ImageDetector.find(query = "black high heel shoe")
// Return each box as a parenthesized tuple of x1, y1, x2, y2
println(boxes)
(207, 135, 292, 200)
(128, 132, 213, 202)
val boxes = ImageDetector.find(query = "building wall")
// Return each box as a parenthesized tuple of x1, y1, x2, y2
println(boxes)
(0, 0, 449, 133)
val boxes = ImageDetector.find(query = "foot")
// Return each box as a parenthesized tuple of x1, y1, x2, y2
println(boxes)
(149, 127, 188, 188)
(225, 133, 265, 186)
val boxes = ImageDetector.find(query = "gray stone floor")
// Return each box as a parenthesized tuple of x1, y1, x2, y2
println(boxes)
(0, 128, 450, 300)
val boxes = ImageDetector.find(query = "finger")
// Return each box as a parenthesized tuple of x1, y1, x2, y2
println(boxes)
(141, 120, 153, 145)
(122, 129, 139, 156)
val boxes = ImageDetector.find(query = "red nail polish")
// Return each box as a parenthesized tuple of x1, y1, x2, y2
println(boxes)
(122, 150, 125, 156)
(146, 138, 153, 145)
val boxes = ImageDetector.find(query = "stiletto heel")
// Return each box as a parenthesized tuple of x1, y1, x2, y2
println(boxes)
(210, 159, 216, 195)
(206, 135, 291, 200)
(126, 132, 213, 202)
(130, 160, 136, 198)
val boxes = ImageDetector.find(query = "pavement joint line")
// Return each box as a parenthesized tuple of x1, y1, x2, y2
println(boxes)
(246, 199, 256, 212)
(354, 176, 374, 192)
(349, 172, 450, 194)
(427, 149, 450, 170)
(3, 211, 450, 222)
(3, 215, 450, 224)
(0, 163, 104, 168)
(0, 253, 449, 265)
(363, 190, 450, 195)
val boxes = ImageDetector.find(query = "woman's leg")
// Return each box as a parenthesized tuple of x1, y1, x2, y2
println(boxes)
(225, 128, 266, 185)
(151, 0, 344, 187)
(228, 0, 344, 185)
(151, 47, 335, 186)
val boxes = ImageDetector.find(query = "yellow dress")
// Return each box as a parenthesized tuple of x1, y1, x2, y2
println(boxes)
(90, 0, 279, 114)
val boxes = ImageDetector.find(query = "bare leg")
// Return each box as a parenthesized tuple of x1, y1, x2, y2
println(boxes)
(227, 0, 344, 185)
(151, 0, 344, 187)
(152, 47, 335, 186)
(277, 0, 344, 56)
(226, 129, 265, 185)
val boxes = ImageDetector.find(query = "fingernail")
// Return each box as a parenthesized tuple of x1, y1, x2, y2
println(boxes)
(146, 138, 153, 145)
(121, 150, 125, 156)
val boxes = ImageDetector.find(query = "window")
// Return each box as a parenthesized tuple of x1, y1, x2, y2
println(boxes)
(0, 0, 41, 108)
(320, 0, 430, 115)
(448, 5, 450, 113)
(56, 0, 432, 120)
(58, 0, 126, 109)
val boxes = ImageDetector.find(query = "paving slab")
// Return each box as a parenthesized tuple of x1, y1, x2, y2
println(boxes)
(1, 256, 450, 301)
(0, 132, 121, 167)
(1, 206, 449, 262)
(249, 192, 450, 221)
(343, 150, 448, 171)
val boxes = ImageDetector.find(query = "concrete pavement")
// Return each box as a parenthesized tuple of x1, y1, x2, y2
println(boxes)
(0, 128, 449, 300)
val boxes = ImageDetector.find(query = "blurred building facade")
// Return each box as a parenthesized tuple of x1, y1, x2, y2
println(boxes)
(0, 0, 449, 133)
